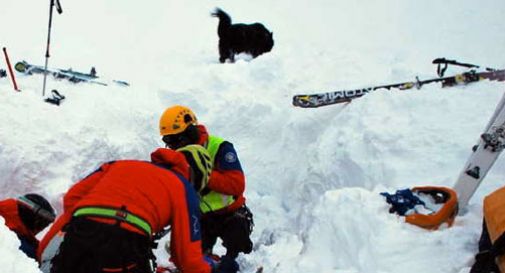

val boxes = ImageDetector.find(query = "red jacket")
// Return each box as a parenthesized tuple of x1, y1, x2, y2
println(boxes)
(38, 149, 211, 273)
(0, 199, 38, 248)
(197, 125, 246, 214)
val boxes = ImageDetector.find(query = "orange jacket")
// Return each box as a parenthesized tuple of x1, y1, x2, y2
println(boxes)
(484, 186, 505, 272)
(197, 125, 246, 214)
(38, 149, 211, 273)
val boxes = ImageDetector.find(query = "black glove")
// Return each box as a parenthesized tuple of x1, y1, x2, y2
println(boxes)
(211, 256, 239, 273)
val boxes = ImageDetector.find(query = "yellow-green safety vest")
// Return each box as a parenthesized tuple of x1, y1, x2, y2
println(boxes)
(200, 135, 235, 213)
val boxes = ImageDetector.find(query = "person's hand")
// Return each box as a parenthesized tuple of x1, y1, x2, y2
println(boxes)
(204, 254, 219, 269)
(212, 256, 239, 273)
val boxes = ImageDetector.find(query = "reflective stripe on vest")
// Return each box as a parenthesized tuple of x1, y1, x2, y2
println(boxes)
(201, 135, 235, 213)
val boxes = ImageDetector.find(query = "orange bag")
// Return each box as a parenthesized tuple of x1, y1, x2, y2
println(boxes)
(405, 186, 459, 230)
(484, 186, 505, 272)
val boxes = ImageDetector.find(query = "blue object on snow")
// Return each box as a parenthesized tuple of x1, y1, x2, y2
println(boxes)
(203, 254, 219, 268)
(380, 189, 425, 216)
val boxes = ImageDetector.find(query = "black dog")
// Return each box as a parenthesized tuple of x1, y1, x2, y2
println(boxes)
(212, 8, 274, 63)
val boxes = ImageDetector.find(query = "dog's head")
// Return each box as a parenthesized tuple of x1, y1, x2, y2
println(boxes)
(264, 32, 274, 52)
(257, 31, 274, 53)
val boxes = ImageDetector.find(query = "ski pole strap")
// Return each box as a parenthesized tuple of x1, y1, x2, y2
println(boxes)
(51, 90, 65, 100)
(73, 207, 152, 236)
(437, 62, 448, 77)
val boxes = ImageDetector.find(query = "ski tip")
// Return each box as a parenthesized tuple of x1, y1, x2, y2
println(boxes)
(14, 61, 27, 73)
(292, 95, 318, 108)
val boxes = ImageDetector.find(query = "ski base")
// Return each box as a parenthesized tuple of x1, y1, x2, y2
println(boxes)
(453, 92, 505, 210)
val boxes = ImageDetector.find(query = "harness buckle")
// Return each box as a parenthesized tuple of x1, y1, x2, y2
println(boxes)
(115, 210, 127, 219)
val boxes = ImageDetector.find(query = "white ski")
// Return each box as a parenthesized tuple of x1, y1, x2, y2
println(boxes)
(453, 92, 505, 210)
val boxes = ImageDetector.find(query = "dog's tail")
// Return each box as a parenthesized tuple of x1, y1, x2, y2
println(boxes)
(211, 8, 231, 37)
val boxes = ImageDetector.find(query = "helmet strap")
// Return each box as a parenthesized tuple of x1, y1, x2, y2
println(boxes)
(163, 126, 199, 150)
(185, 124, 200, 144)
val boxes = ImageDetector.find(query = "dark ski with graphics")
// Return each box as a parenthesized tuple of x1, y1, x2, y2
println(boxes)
(293, 69, 505, 108)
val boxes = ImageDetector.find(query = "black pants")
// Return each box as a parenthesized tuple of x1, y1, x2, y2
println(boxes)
(201, 205, 254, 258)
(50, 217, 153, 273)
(470, 220, 502, 273)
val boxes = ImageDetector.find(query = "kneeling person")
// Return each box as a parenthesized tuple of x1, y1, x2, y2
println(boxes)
(159, 105, 254, 262)
(38, 145, 235, 273)
(471, 186, 505, 273)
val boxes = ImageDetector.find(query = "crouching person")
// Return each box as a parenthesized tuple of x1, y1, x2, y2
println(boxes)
(0, 194, 56, 259)
(38, 145, 237, 273)
(470, 186, 505, 273)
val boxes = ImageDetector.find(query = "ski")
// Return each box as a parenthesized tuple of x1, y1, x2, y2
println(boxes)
(14, 60, 129, 87)
(453, 92, 505, 210)
(293, 69, 505, 108)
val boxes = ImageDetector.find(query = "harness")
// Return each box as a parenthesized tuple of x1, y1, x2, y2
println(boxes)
(73, 206, 152, 237)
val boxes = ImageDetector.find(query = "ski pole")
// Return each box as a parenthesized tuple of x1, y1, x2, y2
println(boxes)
(42, 0, 63, 97)
(433, 58, 496, 77)
(2, 47, 20, 92)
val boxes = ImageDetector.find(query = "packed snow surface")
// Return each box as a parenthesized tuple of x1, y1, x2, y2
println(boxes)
(1, 0, 505, 272)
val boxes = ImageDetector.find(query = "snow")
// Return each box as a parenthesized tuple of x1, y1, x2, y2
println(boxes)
(1, 0, 505, 272)
(0, 217, 41, 273)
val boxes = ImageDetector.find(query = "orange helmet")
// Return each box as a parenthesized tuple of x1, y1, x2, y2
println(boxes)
(159, 105, 198, 136)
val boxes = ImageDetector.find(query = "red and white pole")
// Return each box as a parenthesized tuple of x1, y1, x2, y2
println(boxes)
(2, 47, 20, 92)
